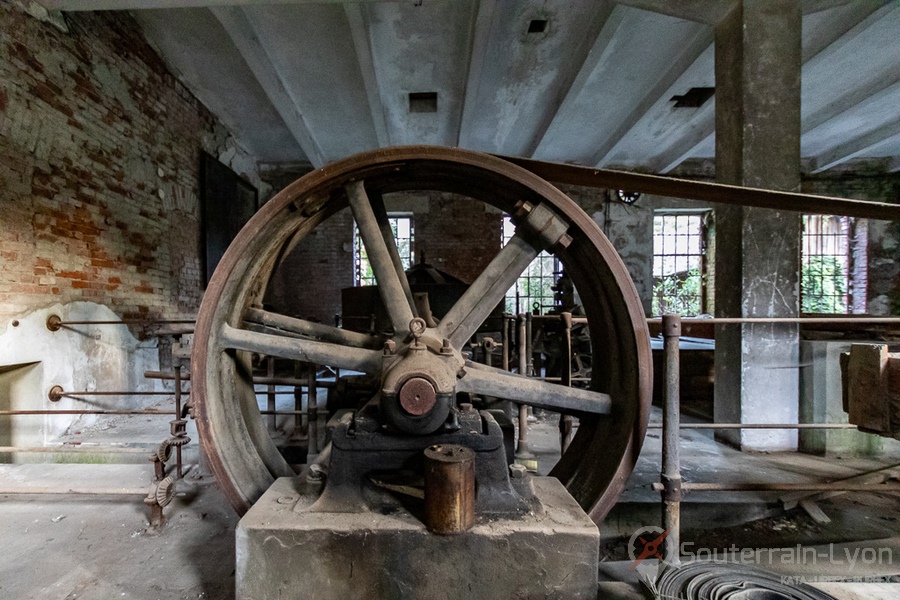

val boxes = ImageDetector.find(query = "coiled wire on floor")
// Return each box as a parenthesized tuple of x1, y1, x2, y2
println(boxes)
(655, 562, 837, 600)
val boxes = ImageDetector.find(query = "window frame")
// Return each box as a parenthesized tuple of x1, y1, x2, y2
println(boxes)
(800, 214, 856, 315)
(353, 213, 414, 287)
(501, 215, 561, 315)
(651, 210, 711, 317)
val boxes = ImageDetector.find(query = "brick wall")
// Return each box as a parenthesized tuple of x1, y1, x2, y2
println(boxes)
(0, 5, 263, 326)
(257, 180, 505, 323)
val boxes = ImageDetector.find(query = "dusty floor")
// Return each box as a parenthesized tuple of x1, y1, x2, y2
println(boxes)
(0, 467, 237, 600)
(2, 412, 900, 599)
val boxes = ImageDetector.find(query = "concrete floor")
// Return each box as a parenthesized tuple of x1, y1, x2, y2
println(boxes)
(1, 411, 900, 599)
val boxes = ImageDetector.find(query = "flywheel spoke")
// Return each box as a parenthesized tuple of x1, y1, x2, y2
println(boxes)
(244, 307, 382, 349)
(346, 180, 416, 337)
(438, 233, 537, 349)
(458, 361, 612, 415)
(220, 323, 382, 374)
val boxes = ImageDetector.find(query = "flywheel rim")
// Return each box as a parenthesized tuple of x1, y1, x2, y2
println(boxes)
(192, 145, 652, 522)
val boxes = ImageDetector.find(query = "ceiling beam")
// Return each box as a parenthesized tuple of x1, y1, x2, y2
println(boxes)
(38, 0, 390, 10)
(651, 0, 894, 173)
(804, 74, 900, 135)
(611, 0, 735, 25)
(210, 6, 325, 167)
(343, 3, 389, 148)
(812, 121, 900, 173)
(592, 31, 712, 168)
(650, 104, 714, 173)
(456, 0, 497, 149)
(528, 3, 623, 158)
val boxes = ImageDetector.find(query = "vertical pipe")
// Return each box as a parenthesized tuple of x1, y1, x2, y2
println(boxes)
(515, 315, 533, 465)
(559, 312, 574, 453)
(174, 363, 183, 479)
(334, 316, 342, 389)
(661, 314, 682, 568)
(267, 356, 276, 431)
(501, 314, 510, 372)
(525, 312, 534, 377)
(307, 364, 318, 458)
(292, 386, 305, 440)
(525, 311, 535, 422)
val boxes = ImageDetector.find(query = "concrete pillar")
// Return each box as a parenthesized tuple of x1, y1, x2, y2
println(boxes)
(713, 1, 802, 450)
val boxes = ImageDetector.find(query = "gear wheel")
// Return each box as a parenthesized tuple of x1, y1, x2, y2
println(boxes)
(156, 439, 173, 463)
(168, 435, 191, 447)
(155, 476, 176, 507)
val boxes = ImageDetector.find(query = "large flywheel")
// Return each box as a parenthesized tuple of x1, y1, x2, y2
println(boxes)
(192, 146, 651, 523)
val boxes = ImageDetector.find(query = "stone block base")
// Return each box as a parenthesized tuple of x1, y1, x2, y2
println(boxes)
(236, 476, 599, 599)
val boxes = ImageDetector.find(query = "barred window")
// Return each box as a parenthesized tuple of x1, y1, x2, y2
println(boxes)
(801, 215, 850, 314)
(652, 212, 709, 316)
(502, 216, 561, 314)
(354, 215, 414, 286)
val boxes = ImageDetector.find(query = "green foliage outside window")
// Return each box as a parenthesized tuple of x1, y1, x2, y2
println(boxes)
(652, 268, 702, 316)
(801, 256, 847, 314)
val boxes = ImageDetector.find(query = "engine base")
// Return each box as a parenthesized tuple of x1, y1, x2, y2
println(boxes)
(236, 475, 599, 600)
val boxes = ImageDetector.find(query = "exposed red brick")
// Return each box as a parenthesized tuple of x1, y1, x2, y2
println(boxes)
(0, 7, 256, 323)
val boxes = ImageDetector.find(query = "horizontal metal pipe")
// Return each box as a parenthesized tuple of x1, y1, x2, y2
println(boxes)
(0, 446, 152, 453)
(646, 317, 900, 324)
(0, 487, 149, 495)
(59, 319, 195, 325)
(0, 410, 173, 416)
(651, 482, 900, 492)
(60, 391, 187, 396)
(145, 370, 337, 388)
(540, 316, 900, 325)
(646, 423, 859, 429)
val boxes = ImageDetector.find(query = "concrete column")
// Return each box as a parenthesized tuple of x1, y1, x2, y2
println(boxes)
(713, 1, 802, 450)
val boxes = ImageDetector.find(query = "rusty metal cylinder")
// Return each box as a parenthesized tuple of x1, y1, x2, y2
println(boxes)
(423, 444, 475, 535)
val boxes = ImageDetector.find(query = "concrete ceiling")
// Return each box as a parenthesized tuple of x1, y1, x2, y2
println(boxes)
(39, 0, 900, 173)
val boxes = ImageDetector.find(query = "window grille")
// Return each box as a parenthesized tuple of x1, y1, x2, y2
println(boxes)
(354, 215, 414, 287)
(502, 216, 561, 314)
(801, 215, 850, 314)
(652, 213, 708, 316)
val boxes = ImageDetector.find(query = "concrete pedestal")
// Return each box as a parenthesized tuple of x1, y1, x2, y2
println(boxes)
(799, 340, 900, 456)
(236, 476, 599, 600)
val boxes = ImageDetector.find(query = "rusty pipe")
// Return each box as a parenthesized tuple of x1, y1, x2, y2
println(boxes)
(661, 314, 682, 568)
(559, 312, 574, 453)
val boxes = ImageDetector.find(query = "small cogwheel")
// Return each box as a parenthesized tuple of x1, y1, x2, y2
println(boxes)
(155, 476, 176, 507)
(168, 435, 191, 447)
(156, 439, 173, 463)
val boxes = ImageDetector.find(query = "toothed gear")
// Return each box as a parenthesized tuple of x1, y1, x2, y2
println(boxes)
(167, 435, 191, 447)
(155, 476, 176, 507)
(156, 439, 173, 463)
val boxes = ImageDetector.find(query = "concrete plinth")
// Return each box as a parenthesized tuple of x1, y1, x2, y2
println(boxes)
(799, 340, 900, 456)
(236, 476, 599, 600)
